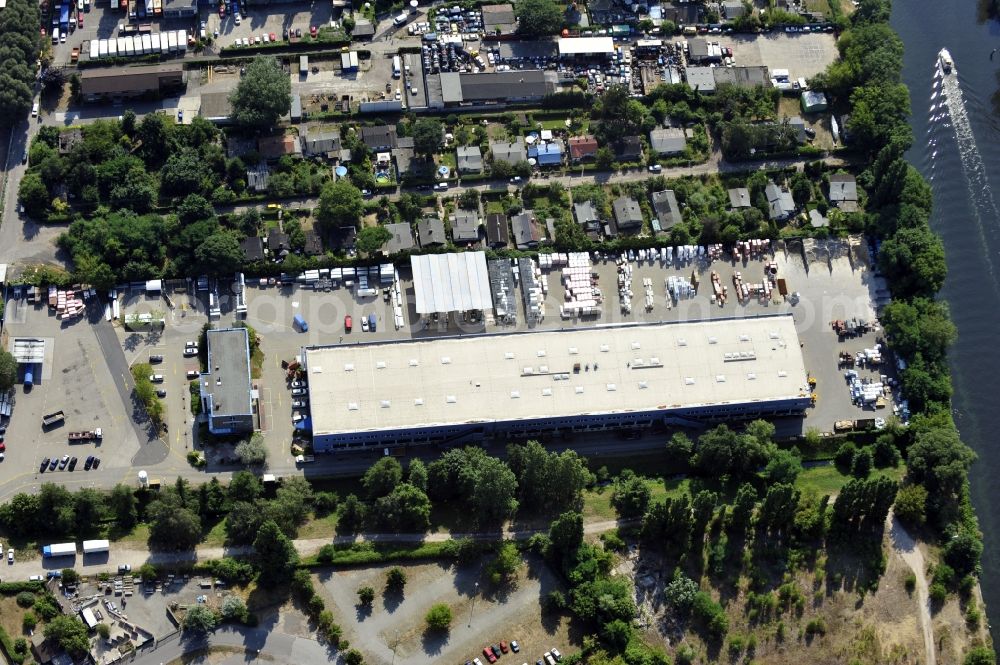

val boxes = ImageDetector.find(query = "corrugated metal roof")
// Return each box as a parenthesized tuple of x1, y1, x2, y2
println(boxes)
(410, 251, 492, 314)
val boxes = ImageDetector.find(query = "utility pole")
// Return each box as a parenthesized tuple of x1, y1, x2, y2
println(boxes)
(467, 581, 480, 627)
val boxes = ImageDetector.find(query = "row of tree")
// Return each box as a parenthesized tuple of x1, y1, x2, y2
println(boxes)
(812, 0, 987, 629)
(0, 0, 40, 123)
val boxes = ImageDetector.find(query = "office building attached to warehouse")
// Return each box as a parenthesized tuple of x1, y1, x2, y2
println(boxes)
(303, 315, 811, 451)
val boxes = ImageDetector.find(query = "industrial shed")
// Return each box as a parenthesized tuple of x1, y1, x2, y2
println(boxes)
(409, 252, 492, 315)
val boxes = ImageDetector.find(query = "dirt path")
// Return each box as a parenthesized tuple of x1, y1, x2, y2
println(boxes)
(889, 515, 935, 665)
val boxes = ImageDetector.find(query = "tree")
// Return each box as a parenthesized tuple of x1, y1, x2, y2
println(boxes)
(229, 470, 264, 502)
(944, 531, 983, 577)
(610, 470, 652, 519)
(44, 616, 91, 658)
(428, 447, 518, 525)
(138, 563, 158, 582)
(254, 520, 299, 587)
(412, 118, 444, 156)
(906, 425, 976, 526)
(18, 172, 49, 217)
(879, 226, 947, 299)
(108, 484, 138, 529)
(343, 648, 365, 665)
(507, 440, 593, 514)
(763, 448, 802, 485)
(407, 460, 428, 492)
(229, 56, 292, 128)
(0, 349, 18, 392)
(195, 232, 244, 276)
(851, 447, 874, 478)
(161, 149, 209, 196)
(148, 494, 202, 550)
(372, 483, 431, 532)
(226, 501, 264, 544)
(486, 542, 522, 586)
(425, 603, 453, 631)
(220, 595, 248, 622)
(386, 567, 407, 593)
(183, 605, 219, 633)
(338, 494, 366, 533)
(515, 0, 563, 36)
(893, 483, 928, 527)
(355, 225, 392, 256)
(549, 510, 584, 560)
(316, 180, 364, 232)
(235, 433, 268, 466)
(362, 457, 403, 499)
(357, 586, 375, 605)
(964, 647, 997, 665)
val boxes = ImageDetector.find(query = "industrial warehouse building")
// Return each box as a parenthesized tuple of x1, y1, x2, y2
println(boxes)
(304, 315, 811, 451)
(200, 328, 254, 435)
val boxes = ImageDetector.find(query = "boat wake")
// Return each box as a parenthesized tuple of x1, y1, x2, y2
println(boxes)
(931, 49, 1000, 277)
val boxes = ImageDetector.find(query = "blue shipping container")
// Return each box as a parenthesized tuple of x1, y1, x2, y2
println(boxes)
(368, 313, 376, 332)
(59, 4, 69, 28)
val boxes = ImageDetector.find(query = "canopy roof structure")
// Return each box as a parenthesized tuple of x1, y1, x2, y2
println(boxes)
(410, 252, 492, 314)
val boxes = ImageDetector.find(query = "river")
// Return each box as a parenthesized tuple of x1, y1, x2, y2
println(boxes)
(892, 0, 1000, 639)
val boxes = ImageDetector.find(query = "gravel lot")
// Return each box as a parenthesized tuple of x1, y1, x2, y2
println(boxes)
(313, 557, 577, 665)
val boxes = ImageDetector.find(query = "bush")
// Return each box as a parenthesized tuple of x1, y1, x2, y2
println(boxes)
(96, 623, 110, 639)
(22, 611, 37, 631)
(33, 597, 60, 620)
(307, 595, 325, 617)
(805, 618, 827, 636)
(386, 567, 407, 593)
(220, 596, 248, 622)
(343, 649, 364, 665)
(964, 646, 997, 665)
(139, 563, 158, 582)
(61, 569, 79, 585)
(544, 590, 567, 612)
(357, 586, 375, 606)
(904, 572, 916, 593)
(929, 582, 948, 605)
(317, 544, 336, 563)
(600, 530, 626, 552)
(15, 592, 35, 608)
(425, 603, 453, 632)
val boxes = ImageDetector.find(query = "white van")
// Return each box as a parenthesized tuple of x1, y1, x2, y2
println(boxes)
(51, 27, 59, 44)
(31, 101, 39, 117)
(393, 11, 408, 25)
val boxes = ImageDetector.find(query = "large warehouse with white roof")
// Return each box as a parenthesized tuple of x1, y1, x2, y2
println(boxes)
(303, 315, 811, 451)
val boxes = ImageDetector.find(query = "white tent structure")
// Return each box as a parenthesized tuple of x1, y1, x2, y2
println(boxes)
(410, 252, 492, 315)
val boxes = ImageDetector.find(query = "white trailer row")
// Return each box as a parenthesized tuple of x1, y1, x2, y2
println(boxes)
(89, 30, 187, 59)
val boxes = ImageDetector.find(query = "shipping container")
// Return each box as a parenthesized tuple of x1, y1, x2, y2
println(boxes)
(141, 33, 152, 53)
(116, 36, 126, 54)
(91, 40, 101, 58)
(293, 314, 308, 332)
(167, 30, 177, 51)
(151, 32, 160, 52)
(124, 35, 135, 55)
(177, 30, 188, 51)
(42, 542, 76, 558)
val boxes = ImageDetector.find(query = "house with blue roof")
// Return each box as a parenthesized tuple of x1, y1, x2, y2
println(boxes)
(528, 139, 564, 167)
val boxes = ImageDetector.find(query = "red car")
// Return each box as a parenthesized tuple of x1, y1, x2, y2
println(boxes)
(0, 443, 6, 452)
(218, 5, 225, 16)
(77, 11, 83, 26)
(309, 25, 317, 37)
(483, 647, 497, 663)
(344, 315, 352, 333)
(499, 641, 509, 654)
(268, 31, 276, 41)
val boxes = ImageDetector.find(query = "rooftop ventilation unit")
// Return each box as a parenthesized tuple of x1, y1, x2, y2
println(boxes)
(504, 352, 515, 359)
(568, 347, 579, 355)
(638, 381, 648, 389)
(716, 375, 726, 382)
(684, 377, 695, 385)
(575, 386, 585, 394)
(446, 395, 457, 403)
(376, 361, 387, 369)
(441, 356, 451, 364)
(541, 388, 552, 396)
(739, 334, 751, 342)
(747, 373, 757, 380)
(510, 391, 520, 398)
(631, 342, 641, 350)
(677, 338, 687, 346)
(344, 363, 355, 371)
(537, 350, 546, 357)
(380, 400, 391, 408)
(777, 370, 788, 377)
(409, 359, 419, 367)
(708, 337, 717, 344)
(606, 384, 617, 391)
(414, 398, 424, 406)
(600, 344, 610, 352)
(347, 402, 359, 410)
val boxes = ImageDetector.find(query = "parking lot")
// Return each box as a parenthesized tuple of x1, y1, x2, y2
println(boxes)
(721, 31, 839, 82)
(0, 293, 147, 487)
(313, 557, 576, 665)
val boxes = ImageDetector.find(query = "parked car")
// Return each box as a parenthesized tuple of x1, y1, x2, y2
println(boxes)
(310, 25, 317, 37)
(345, 315, 352, 332)
(551, 649, 562, 662)
(8, 550, 14, 563)
(186, 370, 199, 379)
(648, 164, 662, 172)
(156, 389, 167, 398)
(40, 457, 50, 472)
(48, 458, 58, 470)
(92, 457, 101, 469)
(149, 374, 164, 383)
(150, 354, 163, 363)
(361, 316, 369, 332)
(291, 387, 307, 396)
(291, 380, 306, 388)
(510, 641, 520, 653)
(118, 564, 132, 573)
(0, 443, 6, 452)
(58, 455, 69, 469)
(292, 400, 308, 409)
(68, 457, 77, 471)
(84, 455, 95, 470)
(28, 575, 43, 581)
(269, 32, 276, 41)
(482, 648, 497, 664)
(46, 570, 62, 579)
(177, 109, 184, 122)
